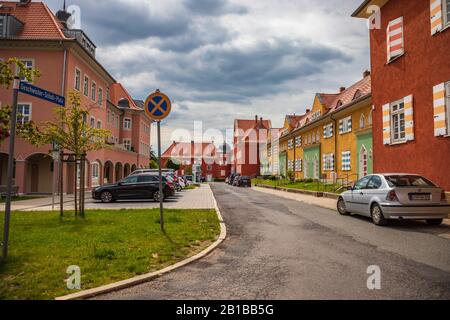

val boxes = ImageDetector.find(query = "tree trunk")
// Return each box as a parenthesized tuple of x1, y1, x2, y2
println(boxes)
(74, 159, 78, 218)
(80, 156, 85, 219)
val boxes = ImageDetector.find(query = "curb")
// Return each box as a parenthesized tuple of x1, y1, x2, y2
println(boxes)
(55, 186, 226, 300)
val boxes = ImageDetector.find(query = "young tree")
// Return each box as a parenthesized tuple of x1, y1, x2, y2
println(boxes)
(0, 58, 40, 144)
(24, 91, 111, 218)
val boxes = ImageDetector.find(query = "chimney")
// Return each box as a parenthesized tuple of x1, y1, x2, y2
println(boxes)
(340, 87, 346, 93)
(56, 0, 71, 28)
(363, 70, 371, 77)
(255, 115, 258, 124)
(306, 108, 311, 113)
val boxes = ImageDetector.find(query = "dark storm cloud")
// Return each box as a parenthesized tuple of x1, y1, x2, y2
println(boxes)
(184, 0, 247, 16)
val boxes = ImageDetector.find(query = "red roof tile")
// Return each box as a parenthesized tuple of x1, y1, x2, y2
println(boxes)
(162, 142, 217, 159)
(0, 1, 67, 40)
(109, 83, 141, 110)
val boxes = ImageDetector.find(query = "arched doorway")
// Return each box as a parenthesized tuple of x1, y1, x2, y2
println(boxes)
(123, 163, 131, 178)
(115, 162, 123, 182)
(91, 160, 102, 187)
(359, 145, 368, 179)
(25, 153, 53, 194)
(104, 161, 113, 184)
(131, 164, 137, 174)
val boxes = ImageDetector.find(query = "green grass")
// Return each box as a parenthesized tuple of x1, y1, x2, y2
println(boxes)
(184, 185, 198, 190)
(0, 209, 220, 300)
(0, 196, 45, 203)
(253, 178, 343, 194)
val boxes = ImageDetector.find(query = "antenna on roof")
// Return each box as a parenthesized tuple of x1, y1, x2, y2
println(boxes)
(63, 0, 66, 10)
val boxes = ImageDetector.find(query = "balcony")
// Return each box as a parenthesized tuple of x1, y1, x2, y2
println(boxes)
(63, 29, 96, 57)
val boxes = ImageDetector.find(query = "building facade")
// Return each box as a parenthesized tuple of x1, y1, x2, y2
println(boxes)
(162, 141, 231, 181)
(0, 1, 151, 194)
(352, 0, 450, 191)
(276, 73, 373, 184)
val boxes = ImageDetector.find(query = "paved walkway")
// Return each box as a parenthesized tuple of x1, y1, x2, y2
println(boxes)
(2, 184, 216, 211)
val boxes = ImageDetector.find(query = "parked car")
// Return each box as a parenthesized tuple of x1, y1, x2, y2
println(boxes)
(337, 174, 450, 226)
(228, 173, 239, 185)
(129, 169, 174, 176)
(92, 174, 175, 203)
(232, 175, 241, 187)
(237, 176, 251, 188)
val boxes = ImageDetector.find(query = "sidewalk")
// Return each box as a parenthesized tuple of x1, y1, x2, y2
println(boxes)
(252, 186, 450, 227)
(2, 184, 216, 211)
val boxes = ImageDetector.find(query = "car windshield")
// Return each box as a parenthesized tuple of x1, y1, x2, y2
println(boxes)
(384, 175, 436, 187)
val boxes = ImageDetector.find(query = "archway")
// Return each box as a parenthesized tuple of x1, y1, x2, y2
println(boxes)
(25, 153, 53, 194)
(123, 163, 131, 178)
(104, 161, 113, 184)
(91, 160, 102, 187)
(115, 162, 123, 182)
(131, 164, 137, 174)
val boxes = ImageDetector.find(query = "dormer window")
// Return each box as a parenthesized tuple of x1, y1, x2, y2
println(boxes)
(353, 90, 363, 100)
(336, 100, 343, 108)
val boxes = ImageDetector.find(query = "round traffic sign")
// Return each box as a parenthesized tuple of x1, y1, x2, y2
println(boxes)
(144, 90, 172, 121)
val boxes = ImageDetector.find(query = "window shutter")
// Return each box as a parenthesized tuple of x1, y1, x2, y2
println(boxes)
(382, 103, 391, 145)
(331, 154, 335, 171)
(387, 17, 404, 61)
(323, 125, 327, 138)
(433, 83, 447, 136)
(404, 95, 414, 141)
(330, 124, 333, 137)
(430, 0, 443, 35)
(339, 120, 343, 134)
(347, 117, 352, 132)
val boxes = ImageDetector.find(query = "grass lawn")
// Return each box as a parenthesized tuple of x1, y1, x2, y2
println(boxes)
(0, 196, 45, 203)
(253, 179, 343, 194)
(0, 208, 220, 300)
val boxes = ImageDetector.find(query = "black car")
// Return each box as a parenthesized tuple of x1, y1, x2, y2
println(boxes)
(238, 176, 251, 188)
(92, 174, 175, 203)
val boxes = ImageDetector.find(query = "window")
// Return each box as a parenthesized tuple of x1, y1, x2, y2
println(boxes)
(287, 160, 294, 171)
(123, 175, 139, 184)
(17, 103, 31, 124)
(124, 139, 131, 151)
(367, 176, 382, 189)
(90, 117, 95, 127)
(124, 118, 132, 130)
(75, 68, 81, 91)
(97, 120, 102, 129)
(353, 176, 371, 190)
(387, 17, 404, 62)
(91, 82, 96, 101)
(360, 114, 366, 129)
(107, 111, 111, 123)
(368, 110, 373, 126)
(295, 159, 302, 172)
(295, 136, 302, 147)
(311, 110, 321, 121)
(83, 75, 89, 96)
(92, 163, 99, 179)
(20, 60, 34, 82)
(323, 154, 334, 171)
(288, 139, 294, 150)
(390, 99, 406, 143)
(207, 165, 212, 171)
(323, 124, 333, 138)
(353, 90, 363, 100)
(341, 151, 351, 171)
(444, 0, 450, 27)
(316, 131, 320, 141)
(446, 81, 450, 134)
(339, 116, 352, 134)
(98, 87, 103, 106)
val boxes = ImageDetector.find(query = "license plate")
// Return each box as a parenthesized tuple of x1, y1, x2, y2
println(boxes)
(410, 194, 431, 201)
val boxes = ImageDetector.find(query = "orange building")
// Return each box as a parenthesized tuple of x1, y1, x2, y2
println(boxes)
(0, 1, 152, 194)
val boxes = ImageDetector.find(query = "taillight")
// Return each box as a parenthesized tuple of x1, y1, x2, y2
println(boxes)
(441, 191, 447, 201)
(386, 190, 399, 202)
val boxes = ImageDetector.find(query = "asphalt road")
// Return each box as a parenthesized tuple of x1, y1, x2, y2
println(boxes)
(96, 183, 450, 300)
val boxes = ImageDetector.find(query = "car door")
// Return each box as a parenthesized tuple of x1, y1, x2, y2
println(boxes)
(361, 176, 383, 217)
(350, 176, 372, 214)
(137, 175, 158, 199)
(115, 175, 140, 199)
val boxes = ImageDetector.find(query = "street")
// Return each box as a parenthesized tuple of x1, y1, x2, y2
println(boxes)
(96, 183, 450, 300)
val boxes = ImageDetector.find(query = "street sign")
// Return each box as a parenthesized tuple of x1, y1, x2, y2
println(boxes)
(144, 90, 171, 121)
(19, 81, 65, 106)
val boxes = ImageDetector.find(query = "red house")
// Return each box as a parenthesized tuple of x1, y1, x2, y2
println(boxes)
(162, 141, 231, 181)
(353, 0, 450, 191)
(0, 1, 152, 194)
(233, 116, 271, 177)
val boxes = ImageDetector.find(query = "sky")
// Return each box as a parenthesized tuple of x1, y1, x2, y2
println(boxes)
(44, 0, 370, 150)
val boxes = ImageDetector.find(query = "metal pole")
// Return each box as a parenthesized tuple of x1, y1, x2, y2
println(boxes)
(2, 75, 20, 260)
(60, 151, 64, 218)
(157, 120, 164, 232)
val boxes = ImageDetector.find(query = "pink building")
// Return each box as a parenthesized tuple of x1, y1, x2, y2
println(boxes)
(0, 1, 152, 194)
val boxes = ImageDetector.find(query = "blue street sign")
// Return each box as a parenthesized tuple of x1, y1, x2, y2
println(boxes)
(19, 81, 65, 106)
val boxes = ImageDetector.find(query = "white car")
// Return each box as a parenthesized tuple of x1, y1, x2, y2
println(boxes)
(337, 174, 450, 226)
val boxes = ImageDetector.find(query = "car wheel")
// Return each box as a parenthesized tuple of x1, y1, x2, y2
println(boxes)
(153, 191, 163, 202)
(337, 198, 350, 216)
(371, 204, 388, 226)
(426, 219, 443, 226)
(100, 191, 114, 203)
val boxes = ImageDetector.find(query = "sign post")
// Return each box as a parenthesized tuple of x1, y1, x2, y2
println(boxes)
(144, 89, 172, 232)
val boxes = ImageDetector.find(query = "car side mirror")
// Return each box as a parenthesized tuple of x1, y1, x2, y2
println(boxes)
(117, 181, 124, 186)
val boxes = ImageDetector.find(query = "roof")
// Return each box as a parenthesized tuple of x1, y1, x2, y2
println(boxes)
(0, 1, 67, 40)
(285, 114, 307, 128)
(351, 0, 389, 18)
(109, 83, 141, 111)
(316, 93, 340, 109)
(234, 119, 271, 134)
(162, 141, 218, 159)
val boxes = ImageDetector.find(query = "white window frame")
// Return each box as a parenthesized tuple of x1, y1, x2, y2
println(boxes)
(91, 81, 97, 101)
(124, 117, 132, 130)
(323, 124, 333, 139)
(341, 151, 351, 171)
(17, 102, 32, 124)
(390, 99, 406, 143)
(446, 81, 450, 134)
(360, 114, 366, 129)
(74, 68, 81, 91)
(97, 120, 102, 129)
(90, 116, 95, 128)
(444, 0, 450, 27)
(98, 87, 103, 106)
(295, 136, 302, 147)
(20, 59, 34, 83)
(123, 139, 131, 151)
(83, 75, 89, 97)
(323, 153, 334, 171)
(368, 110, 373, 126)
(340, 116, 352, 134)
(288, 139, 294, 150)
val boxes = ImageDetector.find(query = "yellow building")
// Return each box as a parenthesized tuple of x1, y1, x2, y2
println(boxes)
(277, 72, 373, 184)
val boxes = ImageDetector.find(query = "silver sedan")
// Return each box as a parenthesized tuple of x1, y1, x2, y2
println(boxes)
(337, 174, 450, 226)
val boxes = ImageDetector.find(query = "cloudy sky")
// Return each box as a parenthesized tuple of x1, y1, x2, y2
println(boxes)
(45, 0, 370, 150)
